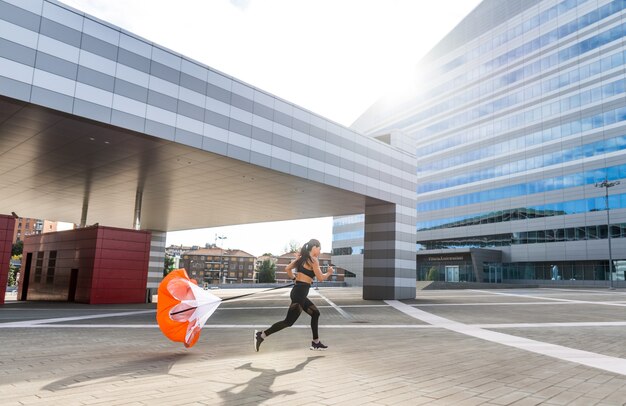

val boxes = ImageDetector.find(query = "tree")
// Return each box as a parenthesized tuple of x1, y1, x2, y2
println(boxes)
(257, 259, 276, 283)
(163, 255, 176, 277)
(285, 240, 300, 253)
(8, 255, 20, 286)
(11, 241, 23, 256)
(426, 266, 438, 281)
(8, 265, 18, 286)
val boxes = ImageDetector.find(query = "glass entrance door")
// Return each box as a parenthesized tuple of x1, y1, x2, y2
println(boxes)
(445, 266, 460, 282)
(488, 264, 502, 283)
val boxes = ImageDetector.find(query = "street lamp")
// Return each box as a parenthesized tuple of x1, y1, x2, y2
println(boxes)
(595, 179, 621, 290)
(214, 234, 227, 284)
(215, 234, 227, 247)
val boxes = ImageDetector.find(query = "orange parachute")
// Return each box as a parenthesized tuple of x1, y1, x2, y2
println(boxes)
(156, 269, 222, 348)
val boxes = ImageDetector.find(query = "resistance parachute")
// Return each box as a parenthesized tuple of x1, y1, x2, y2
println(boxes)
(156, 269, 221, 348)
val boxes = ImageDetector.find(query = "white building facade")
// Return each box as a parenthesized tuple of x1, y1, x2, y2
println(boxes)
(0, 0, 417, 299)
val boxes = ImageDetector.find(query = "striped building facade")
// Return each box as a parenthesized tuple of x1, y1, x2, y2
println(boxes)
(0, 0, 417, 299)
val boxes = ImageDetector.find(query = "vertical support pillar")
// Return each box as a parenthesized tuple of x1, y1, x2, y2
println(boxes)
(362, 200, 417, 300)
(0, 214, 17, 305)
(146, 230, 166, 303)
(80, 171, 92, 228)
(133, 188, 142, 230)
(79, 194, 89, 227)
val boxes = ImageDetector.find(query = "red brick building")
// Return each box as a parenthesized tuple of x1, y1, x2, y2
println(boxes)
(12, 217, 69, 243)
(179, 248, 255, 285)
(12, 217, 43, 242)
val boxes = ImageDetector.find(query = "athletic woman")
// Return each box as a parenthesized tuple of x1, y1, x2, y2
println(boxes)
(254, 239, 334, 351)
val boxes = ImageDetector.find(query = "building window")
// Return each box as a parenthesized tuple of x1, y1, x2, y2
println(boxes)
(419, 223, 626, 249)
(46, 251, 57, 284)
(34, 252, 44, 283)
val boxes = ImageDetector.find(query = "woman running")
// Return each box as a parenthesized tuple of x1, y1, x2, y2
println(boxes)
(254, 239, 334, 351)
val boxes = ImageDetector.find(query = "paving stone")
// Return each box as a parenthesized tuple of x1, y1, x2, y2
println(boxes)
(2, 288, 626, 405)
(508, 397, 546, 406)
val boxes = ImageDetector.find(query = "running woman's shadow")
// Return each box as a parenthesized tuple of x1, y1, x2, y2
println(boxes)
(217, 356, 323, 405)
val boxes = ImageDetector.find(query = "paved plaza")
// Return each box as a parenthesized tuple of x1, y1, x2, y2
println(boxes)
(1, 287, 626, 405)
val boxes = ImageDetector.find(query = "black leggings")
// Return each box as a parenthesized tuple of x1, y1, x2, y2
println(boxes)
(264, 282, 321, 340)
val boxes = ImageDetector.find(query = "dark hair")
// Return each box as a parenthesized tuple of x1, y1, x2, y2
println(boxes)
(294, 239, 320, 271)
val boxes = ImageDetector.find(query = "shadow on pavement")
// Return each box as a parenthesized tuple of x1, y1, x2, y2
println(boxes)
(42, 352, 191, 392)
(217, 355, 324, 405)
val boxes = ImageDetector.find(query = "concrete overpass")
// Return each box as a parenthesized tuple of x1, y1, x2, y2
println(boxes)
(0, 0, 417, 299)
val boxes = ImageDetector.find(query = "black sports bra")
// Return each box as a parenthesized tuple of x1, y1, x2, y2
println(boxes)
(298, 264, 315, 279)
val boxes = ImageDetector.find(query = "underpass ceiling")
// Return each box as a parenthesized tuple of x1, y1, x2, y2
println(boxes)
(0, 96, 367, 231)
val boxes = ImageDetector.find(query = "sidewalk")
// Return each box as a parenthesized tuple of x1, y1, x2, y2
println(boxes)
(1, 287, 626, 405)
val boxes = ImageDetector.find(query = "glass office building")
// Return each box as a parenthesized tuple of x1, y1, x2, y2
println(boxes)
(335, 0, 626, 285)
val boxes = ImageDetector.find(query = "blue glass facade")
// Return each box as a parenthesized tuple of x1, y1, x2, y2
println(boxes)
(419, 162, 626, 212)
(336, 0, 626, 283)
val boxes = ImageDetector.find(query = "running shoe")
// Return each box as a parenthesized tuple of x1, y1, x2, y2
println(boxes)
(310, 341, 328, 351)
(254, 330, 264, 352)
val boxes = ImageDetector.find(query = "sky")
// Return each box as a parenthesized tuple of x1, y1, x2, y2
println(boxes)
(59, 0, 482, 256)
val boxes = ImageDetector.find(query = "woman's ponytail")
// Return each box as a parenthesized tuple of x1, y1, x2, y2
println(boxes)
(294, 239, 320, 270)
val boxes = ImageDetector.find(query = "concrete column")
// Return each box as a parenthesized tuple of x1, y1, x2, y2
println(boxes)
(363, 200, 417, 300)
(133, 188, 142, 230)
(79, 195, 89, 227)
(146, 230, 166, 302)
(80, 175, 91, 227)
